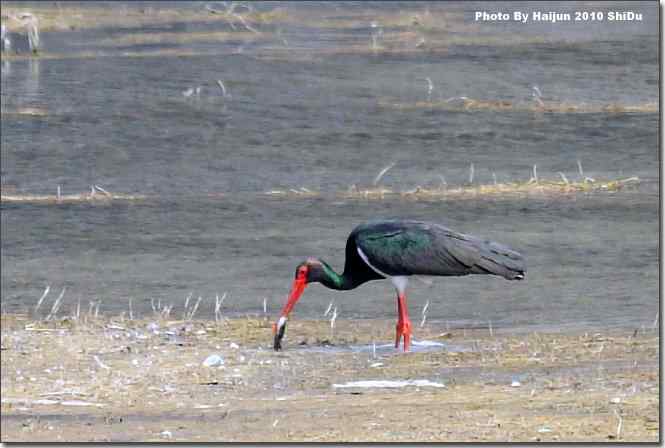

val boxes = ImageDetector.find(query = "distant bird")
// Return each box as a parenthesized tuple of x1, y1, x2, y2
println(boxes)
(273, 219, 526, 351)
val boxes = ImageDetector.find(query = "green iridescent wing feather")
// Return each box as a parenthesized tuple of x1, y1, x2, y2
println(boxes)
(353, 220, 524, 279)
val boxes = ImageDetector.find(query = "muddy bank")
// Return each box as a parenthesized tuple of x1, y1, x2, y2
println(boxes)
(0, 314, 658, 442)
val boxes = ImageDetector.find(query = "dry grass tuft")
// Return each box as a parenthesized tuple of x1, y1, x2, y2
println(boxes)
(0, 107, 49, 117)
(261, 174, 640, 202)
(3, 174, 639, 206)
(1, 4, 286, 33)
(1, 188, 147, 204)
(92, 31, 266, 48)
(379, 98, 658, 114)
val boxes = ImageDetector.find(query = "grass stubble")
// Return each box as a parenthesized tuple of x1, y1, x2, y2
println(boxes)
(265, 161, 642, 200)
(1, 161, 642, 205)
(0, 298, 658, 442)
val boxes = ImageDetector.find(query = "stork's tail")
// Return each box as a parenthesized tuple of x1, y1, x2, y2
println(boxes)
(471, 240, 526, 280)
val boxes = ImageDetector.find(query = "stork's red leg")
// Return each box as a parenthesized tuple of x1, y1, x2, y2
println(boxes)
(395, 294, 402, 348)
(395, 293, 412, 351)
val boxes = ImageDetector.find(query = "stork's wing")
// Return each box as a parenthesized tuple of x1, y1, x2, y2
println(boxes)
(353, 220, 525, 280)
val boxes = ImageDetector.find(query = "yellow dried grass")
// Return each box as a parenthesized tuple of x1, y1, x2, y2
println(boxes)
(379, 98, 658, 114)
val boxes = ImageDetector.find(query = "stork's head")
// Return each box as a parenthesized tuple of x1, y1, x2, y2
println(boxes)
(272, 259, 320, 351)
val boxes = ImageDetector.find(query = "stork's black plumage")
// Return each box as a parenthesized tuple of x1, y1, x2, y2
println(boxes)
(347, 219, 525, 281)
(274, 219, 526, 351)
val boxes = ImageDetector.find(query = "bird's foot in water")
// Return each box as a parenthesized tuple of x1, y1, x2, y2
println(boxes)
(395, 320, 412, 352)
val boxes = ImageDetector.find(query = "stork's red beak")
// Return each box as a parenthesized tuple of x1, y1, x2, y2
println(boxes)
(283, 275, 307, 317)
(273, 275, 307, 351)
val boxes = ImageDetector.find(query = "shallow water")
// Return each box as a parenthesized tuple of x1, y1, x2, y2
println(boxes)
(0, 1, 659, 333)
(296, 339, 465, 355)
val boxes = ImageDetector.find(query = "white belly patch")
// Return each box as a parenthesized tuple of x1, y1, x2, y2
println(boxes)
(357, 247, 389, 277)
(357, 247, 409, 294)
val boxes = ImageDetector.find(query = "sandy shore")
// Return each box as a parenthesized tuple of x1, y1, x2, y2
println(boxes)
(0, 314, 659, 442)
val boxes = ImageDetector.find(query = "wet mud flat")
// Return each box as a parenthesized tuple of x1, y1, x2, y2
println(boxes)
(0, 314, 658, 442)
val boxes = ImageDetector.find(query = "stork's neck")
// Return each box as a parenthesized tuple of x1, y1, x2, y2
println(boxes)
(317, 260, 361, 291)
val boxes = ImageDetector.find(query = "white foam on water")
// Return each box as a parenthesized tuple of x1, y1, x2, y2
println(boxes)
(298, 339, 470, 355)
(332, 379, 446, 389)
(60, 400, 105, 407)
(2, 398, 105, 407)
(412, 340, 446, 347)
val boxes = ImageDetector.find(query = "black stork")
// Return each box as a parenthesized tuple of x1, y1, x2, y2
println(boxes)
(273, 219, 526, 352)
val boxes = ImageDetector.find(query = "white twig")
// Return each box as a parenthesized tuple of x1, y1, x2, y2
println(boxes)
(187, 296, 203, 320)
(532, 85, 544, 107)
(93, 355, 110, 371)
(373, 162, 395, 186)
(216, 79, 230, 98)
(577, 160, 595, 182)
(233, 11, 259, 33)
(468, 163, 474, 184)
(425, 77, 433, 101)
(324, 301, 334, 317)
(444, 96, 469, 104)
(618, 176, 639, 184)
(183, 292, 193, 319)
(160, 304, 172, 319)
(614, 408, 623, 439)
(205, 3, 225, 14)
(128, 297, 133, 320)
(35, 286, 50, 314)
(532, 85, 543, 98)
(94, 185, 111, 196)
(330, 307, 338, 339)
(215, 292, 227, 323)
(13, 13, 40, 53)
(330, 307, 338, 328)
(370, 21, 383, 51)
(0, 23, 9, 53)
(558, 172, 569, 184)
(420, 300, 430, 328)
(46, 288, 66, 321)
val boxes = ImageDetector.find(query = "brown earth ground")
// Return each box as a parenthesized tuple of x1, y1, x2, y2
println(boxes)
(0, 313, 659, 442)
